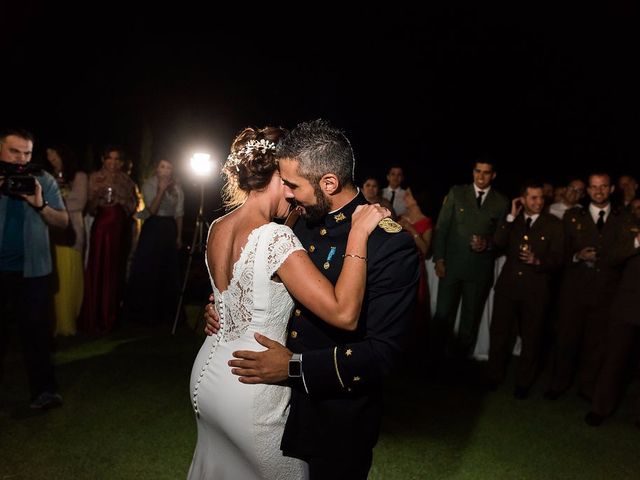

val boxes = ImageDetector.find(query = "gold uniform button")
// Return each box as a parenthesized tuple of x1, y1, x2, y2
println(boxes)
(320, 228, 327, 236)
(290, 331, 298, 339)
(517, 271, 523, 276)
(294, 309, 301, 317)
(309, 245, 316, 253)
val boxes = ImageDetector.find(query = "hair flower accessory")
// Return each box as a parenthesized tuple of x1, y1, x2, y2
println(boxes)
(225, 139, 277, 172)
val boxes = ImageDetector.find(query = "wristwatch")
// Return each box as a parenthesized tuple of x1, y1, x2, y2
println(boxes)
(33, 200, 48, 212)
(288, 353, 302, 378)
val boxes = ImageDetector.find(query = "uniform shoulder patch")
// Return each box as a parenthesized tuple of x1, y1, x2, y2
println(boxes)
(378, 217, 402, 233)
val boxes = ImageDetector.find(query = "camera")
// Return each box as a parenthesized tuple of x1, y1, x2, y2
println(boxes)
(3, 175, 36, 195)
(0, 161, 42, 196)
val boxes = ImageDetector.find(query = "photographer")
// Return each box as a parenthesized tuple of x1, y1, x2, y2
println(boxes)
(0, 129, 69, 410)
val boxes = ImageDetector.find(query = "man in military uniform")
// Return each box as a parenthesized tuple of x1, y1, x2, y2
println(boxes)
(209, 120, 420, 478)
(431, 158, 509, 360)
(546, 173, 631, 401)
(584, 214, 640, 426)
(485, 182, 564, 399)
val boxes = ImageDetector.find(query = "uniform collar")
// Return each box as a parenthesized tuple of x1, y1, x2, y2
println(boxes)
(524, 213, 540, 226)
(473, 184, 491, 197)
(325, 190, 367, 228)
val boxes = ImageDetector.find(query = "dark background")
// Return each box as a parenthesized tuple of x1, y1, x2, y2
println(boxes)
(3, 3, 638, 222)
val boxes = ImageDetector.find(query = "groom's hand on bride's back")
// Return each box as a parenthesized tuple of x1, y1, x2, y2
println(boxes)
(204, 293, 220, 335)
(229, 333, 291, 385)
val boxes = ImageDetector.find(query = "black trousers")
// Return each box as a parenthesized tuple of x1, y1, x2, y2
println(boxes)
(0, 272, 57, 400)
(487, 291, 548, 388)
(123, 216, 179, 325)
(306, 451, 373, 480)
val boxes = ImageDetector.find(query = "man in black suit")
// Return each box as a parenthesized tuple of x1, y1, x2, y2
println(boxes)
(485, 181, 564, 399)
(206, 120, 419, 479)
(585, 213, 640, 426)
(546, 172, 631, 401)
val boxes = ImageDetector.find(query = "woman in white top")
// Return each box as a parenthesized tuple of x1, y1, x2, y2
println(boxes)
(123, 157, 184, 326)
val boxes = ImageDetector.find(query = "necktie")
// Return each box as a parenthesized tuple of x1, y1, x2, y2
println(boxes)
(525, 216, 532, 233)
(596, 210, 605, 232)
(389, 190, 396, 207)
(476, 190, 485, 208)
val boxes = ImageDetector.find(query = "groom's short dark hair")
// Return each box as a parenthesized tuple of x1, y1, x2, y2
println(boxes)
(277, 119, 354, 187)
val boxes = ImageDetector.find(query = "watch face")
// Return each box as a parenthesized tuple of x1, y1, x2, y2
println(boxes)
(288, 358, 302, 378)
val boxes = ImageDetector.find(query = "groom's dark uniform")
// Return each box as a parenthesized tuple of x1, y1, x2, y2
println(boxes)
(282, 192, 420, 477)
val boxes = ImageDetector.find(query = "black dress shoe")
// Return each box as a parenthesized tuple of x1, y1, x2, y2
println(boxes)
(513, 386, 530, 400)
(544, 389, 562, 401)
(584, 411, 604, 427)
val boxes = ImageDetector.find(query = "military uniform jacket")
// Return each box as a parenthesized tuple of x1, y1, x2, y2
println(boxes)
(493, 212, 564, 300)
(609, 219, 640, 325)
(433, 184, 509, 279)
(560, 206, 632, 304)
(281, 192, 420, 459)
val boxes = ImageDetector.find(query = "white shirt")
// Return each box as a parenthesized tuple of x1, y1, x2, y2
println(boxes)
(473, 184, 491, 206)
(549, 201, 581, 220)
(588, 203, 611, 224)
(506, 212, 540, 225)
(381, 186, 407, 216)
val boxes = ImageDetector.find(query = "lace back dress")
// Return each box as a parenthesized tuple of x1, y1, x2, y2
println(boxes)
(187, 222, 308, 480)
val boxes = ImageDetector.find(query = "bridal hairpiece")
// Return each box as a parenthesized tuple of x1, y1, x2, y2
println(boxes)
(225, 139, 277, 172)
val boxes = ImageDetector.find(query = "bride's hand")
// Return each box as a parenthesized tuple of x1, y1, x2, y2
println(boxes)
(351, 204, 390, 236)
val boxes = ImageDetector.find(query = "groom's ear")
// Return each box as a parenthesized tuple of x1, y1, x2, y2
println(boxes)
(319, 173, 339, 195)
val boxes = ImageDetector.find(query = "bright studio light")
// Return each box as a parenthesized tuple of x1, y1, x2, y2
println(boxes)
(190, 153, 214, 177)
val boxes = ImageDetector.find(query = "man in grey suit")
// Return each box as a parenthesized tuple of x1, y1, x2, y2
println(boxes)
(431, 157, 509, 360)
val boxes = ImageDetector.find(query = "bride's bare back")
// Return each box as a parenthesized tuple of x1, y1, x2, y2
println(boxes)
(206, 210, 268, 293)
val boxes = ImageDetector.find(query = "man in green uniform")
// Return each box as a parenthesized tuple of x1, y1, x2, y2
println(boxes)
(431, 158, 509, 360)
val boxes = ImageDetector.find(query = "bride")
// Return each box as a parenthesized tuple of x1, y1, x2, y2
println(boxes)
(187, 126, 389, 479)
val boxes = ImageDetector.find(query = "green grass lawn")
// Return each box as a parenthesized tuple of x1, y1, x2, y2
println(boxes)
(1, 309, 638, 479)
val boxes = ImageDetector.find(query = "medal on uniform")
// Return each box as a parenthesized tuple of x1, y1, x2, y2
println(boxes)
(324, 246, 337, 270)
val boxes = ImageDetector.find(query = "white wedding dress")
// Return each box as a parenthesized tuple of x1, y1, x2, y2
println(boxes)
(187, 223, 308, 480)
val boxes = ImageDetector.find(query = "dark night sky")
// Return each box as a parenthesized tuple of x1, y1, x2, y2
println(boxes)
(3, 3, 638, 218)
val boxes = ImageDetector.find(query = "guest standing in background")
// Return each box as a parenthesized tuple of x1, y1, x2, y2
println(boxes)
(431, 157, 509, 360)
(80, 147, 137, 334)
(398, 187, 433, 359)
(45, 144, 88, 336)
(616, 174, 638, 211)
(123, 157, 183, 326)
(549, 179, 585, 220)
(485, 182, 564, 399)
(362, 175, 395, 215)
(381, 165, 407, 216)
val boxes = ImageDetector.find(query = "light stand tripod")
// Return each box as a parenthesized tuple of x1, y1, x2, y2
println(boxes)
(172, 182, 210, 334)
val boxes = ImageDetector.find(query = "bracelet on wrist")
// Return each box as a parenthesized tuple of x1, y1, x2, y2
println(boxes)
(342, 253, 367, 262)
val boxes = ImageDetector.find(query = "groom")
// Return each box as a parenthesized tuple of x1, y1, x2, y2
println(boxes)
(206, 119, 420, 478)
